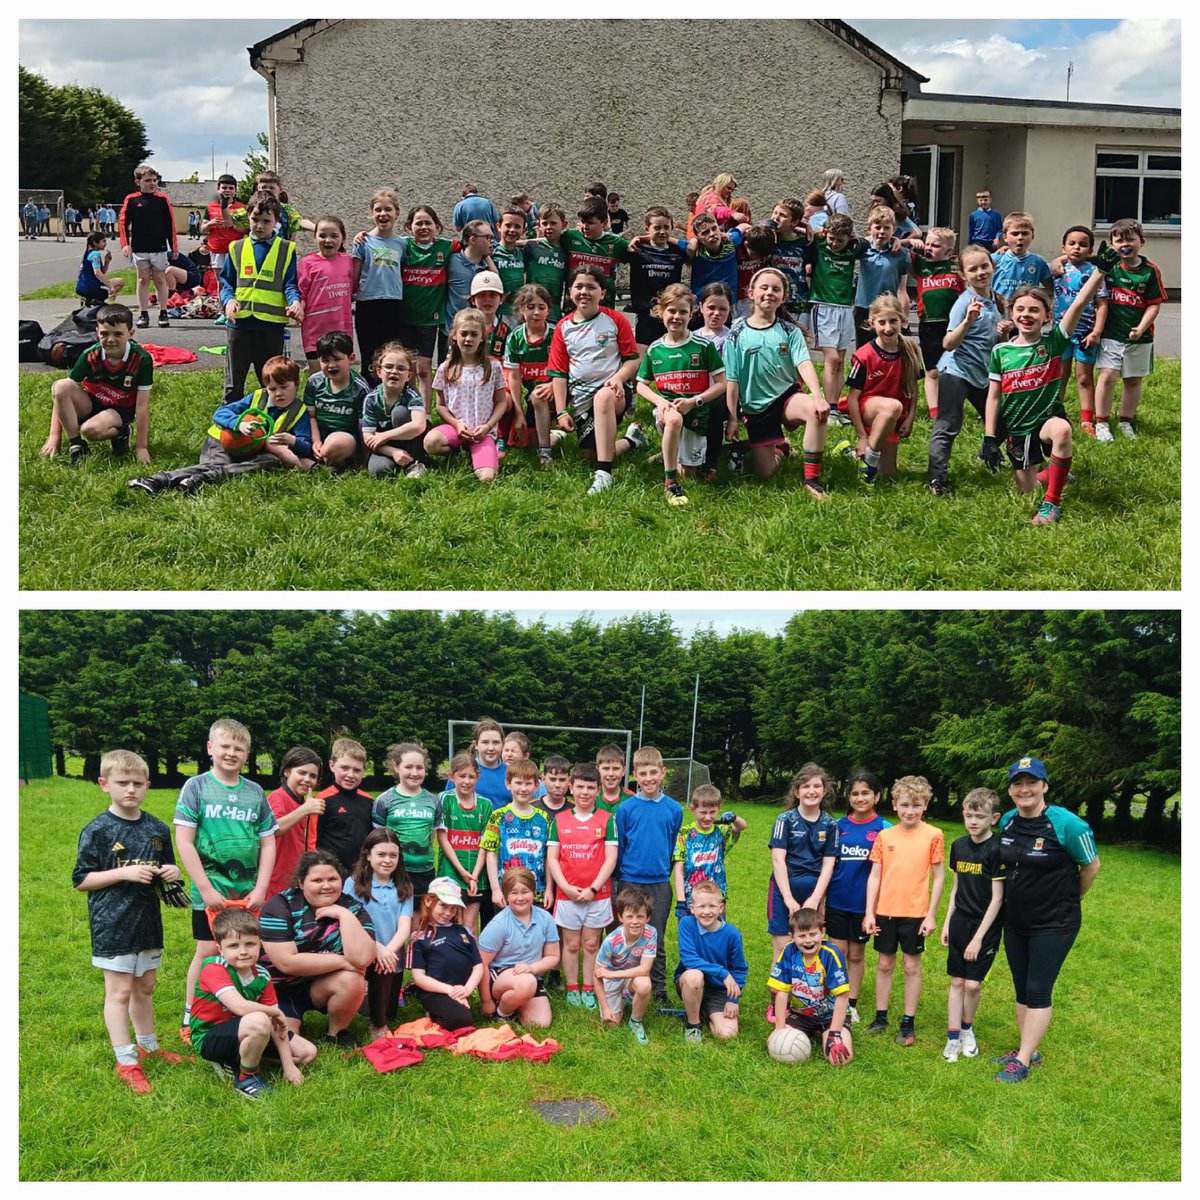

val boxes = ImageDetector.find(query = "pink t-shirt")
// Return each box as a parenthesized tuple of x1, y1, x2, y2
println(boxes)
(298, 252, 355, 353)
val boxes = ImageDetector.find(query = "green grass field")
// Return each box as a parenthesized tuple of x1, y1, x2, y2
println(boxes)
(21, 268, 140, 300)
(20, 777, 1181, 1182)
(19, 363, 1179, 590)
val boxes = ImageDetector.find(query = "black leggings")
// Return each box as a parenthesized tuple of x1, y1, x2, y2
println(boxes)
(412, 985, 473, 1030)
(354, 299, 405, 386)
(1004, 925, 1079, 1009)
(367, 968, 405, 1028)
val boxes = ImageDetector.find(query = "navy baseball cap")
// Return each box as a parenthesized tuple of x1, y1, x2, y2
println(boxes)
(1008, 755, 1048, 782)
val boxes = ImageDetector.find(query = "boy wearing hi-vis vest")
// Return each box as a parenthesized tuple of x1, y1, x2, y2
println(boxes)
(219, 191, 304, 405)
(126, 355, 313, 496)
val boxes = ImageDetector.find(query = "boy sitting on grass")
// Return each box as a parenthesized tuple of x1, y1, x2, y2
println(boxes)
(42, 303, 152, 467)
(73, 749, 188, 1095)
(128, 355, 313, 495)
(675, 879, 748, 1043)
(190, 907, 315, 1098)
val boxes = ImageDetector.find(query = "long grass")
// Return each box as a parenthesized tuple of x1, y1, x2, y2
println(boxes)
(19, 362, 1179, 591)
(20, 777, 1181, 1181)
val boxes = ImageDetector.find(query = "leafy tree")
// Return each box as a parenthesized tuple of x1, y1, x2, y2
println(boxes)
(238, 132, 270, 202)
(18, 68, 149, 205)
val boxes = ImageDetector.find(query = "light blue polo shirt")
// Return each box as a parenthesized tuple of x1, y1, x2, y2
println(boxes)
(478, 905, 559, 969)
(937, 289, 1005, 389)
(344, 876, 413, 947)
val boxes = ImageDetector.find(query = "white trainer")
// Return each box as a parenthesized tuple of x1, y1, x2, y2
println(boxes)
(942, 1038, 961, 1063)
(960, 1027, 979, 1057)
(1095, 422, 1115, 442)
(587, 469, 614, 495)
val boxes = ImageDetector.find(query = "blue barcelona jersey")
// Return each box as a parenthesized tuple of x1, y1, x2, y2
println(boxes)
(826, 813, 891, 912)
(767, 940, 850, 1021)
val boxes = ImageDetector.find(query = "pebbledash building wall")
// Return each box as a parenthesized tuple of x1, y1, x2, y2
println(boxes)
(248, 19, 913, 234)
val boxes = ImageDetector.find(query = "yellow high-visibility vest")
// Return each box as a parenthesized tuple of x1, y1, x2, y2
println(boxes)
(209, 389, 306, 445)
(230, 235, 295, 323)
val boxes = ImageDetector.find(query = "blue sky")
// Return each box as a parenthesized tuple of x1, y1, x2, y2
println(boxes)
(18, 18, 1181, 183)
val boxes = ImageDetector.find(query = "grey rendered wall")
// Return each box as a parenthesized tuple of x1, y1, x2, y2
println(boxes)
(267, 19, 903, 236)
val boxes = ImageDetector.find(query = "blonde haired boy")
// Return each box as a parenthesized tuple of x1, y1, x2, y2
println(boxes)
(863, 775, 945, 1046)
(174, 718, 278, 1044)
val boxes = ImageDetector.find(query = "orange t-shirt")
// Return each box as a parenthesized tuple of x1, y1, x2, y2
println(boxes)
(868, 822, 944, 917)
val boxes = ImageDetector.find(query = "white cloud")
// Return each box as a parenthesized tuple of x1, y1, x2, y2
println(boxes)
(865, 19, 1180, 107)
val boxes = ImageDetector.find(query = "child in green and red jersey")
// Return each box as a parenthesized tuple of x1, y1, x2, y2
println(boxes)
(503, 283, 557, 466)
(979, 245, 1116, 525)
(635, 283, 727, 506)
(560, 198, 631, 308)
(45, 302, 153, 466)
(596, 745, 634, 813)
(522, 204, 569, 320)
(398, 205, 457, 411)
(908, 226, 964, 420)
(807, 213, 863, 412)
(493, 209, 528, 319)
(1092, 218, 1166, 440)
(436, 752, 494, 931)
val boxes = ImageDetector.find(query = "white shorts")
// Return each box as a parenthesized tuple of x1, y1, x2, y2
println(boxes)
(814, 304, 856, 352)
(1097, 338, 1153, 378)
(553, 896, 613, 929)
(132, 250, 168, 273)
(93, 948, 163, 976)
(654, 415, 708, 467)
(601, 975, 632, 1013)
(210, 252, 227, 271)
(794, 308, 814, 347)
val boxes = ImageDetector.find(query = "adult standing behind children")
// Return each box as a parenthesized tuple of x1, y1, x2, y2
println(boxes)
(614, 746, 683, 1005)
(259, 849, 375, 1051)
(453, 187, 500, 236)
(822, 170, 851, 217)
(993, 756, 1099, 1084)
(694, 173, 740, 231)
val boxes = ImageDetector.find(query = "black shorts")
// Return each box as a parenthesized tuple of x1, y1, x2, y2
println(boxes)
(742, 384, 800, 448)
(873, 915, 926, 956)
(399, 324, 440, 360)
(945, 911, 1003, 982)
(918, 320, 949, 371)
(275, 980, 321, 1021)
(824, 906, 870, 945)
(1006, 412, 1065, 469)
(675, 970, 732, 1017)
(83, 399, 136, 429)
(487, 965, 548, 999)
(783, 1009, 831, 1039)
(574, 393, 630, 451)
(635, 312, 666, 345)
(192, 908, 215, 940)
(198, 1016, 290, 1068)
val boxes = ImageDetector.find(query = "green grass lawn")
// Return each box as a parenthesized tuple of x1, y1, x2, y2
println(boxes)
(19, 363, 1179, 590)
(21, 777, 1181, 1181)
(21, 268, 139, 300)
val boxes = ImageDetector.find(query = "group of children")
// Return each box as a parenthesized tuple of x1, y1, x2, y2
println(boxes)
(39, 169, 1165, 525)
(76, 715, 1029, 1099)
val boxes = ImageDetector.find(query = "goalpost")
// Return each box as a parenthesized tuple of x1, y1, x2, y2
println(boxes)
(447, 719, 633, 772)
(18, 188, 66, 241)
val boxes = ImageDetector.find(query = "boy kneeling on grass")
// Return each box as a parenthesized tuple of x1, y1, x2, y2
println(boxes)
(190, 907, 316, 1099)
(42, 303, 153, 467)
(128, 355, 313, 496)
(674, 879, 748, 1044)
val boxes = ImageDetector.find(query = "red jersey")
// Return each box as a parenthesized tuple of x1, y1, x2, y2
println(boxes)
(267, 786, 314, 898)
(549, 807, 617, 898)
(206, 199, 248, 256)
(847, 339, 918, 433)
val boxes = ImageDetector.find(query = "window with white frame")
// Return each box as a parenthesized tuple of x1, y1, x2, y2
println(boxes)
(1094, 148, 1181, 229)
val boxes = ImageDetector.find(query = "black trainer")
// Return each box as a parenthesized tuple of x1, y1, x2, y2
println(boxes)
(135, 311, 150, 329)
(127, 475, 163, 495)
(68, 440, 89, 467)
(111, 429, 130, 456)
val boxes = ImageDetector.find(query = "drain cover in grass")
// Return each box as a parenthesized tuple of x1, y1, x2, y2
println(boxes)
(531, 1098, 613, 1126)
